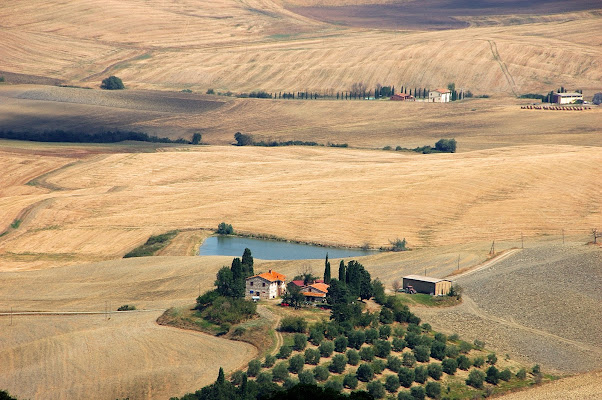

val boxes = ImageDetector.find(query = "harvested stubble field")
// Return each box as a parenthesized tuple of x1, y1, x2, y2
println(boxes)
(1, 143, 600, 271)
(414, 244, 602, 375)
(496, 370, 602, 400)
(0, 1, 601, 95)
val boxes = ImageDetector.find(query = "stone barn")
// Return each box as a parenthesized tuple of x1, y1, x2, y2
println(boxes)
(402, 275, 452, 295)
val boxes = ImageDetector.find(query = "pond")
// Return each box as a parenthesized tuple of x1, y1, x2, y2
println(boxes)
(198, 236, 378, 260)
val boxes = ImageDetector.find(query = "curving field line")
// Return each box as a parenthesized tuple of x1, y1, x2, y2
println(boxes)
(450, 248, 521, 280)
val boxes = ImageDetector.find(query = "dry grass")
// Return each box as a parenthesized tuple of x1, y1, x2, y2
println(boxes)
(1, 144, 599, 270)
(495, 370, 602, 400)
(0, 1, 600, 95)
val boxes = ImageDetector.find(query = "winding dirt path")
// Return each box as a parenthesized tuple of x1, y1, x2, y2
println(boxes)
(257, 305, 283, 356)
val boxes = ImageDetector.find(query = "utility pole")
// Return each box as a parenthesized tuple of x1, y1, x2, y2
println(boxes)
(521, 232, 524, 249)
(490, 240, 495, 255)
(105, 301, 108, 321)
(562, 229, 565, 244)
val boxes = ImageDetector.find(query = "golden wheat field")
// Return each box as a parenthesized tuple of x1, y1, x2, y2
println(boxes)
(1, 143, 600, 271)
(0, 0, 600, 94)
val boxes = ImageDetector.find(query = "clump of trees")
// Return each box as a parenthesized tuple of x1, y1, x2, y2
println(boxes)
(100, 76, 124, 90)
(217, 222, 234, 235)
(194, 248, 256, 329)
(0, 129, 195, 145)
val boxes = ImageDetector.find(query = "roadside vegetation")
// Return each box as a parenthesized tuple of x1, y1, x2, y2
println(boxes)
(0, 129, 199, 145)
(123, 230, 179, 258)
(100, 76, 124, 90)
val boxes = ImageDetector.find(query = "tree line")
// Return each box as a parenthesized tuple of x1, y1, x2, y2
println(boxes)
(0, 129, 202, 145)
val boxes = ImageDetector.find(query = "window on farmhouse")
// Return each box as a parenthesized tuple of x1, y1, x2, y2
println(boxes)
(263, 283, 266, 287)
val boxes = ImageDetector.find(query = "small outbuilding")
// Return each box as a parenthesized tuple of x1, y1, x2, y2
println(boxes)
(402, 275, 452, 296)
(428, 89, 451, 103)
(390, 93, 415, 101)
(553, 92, 583, 104)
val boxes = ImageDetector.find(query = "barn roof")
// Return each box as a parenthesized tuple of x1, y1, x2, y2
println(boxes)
(307, 283, 330, 293)
(403, 275, 451, 284)
(302, 291, 326, 298)
(556, 92, 582, 97)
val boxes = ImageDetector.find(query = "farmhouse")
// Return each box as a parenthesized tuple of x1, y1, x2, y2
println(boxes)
(301, 282, 329, 303)
(402, 275, 452, 296)
(553, 92, 583, 104)
(429, 89, 451, 103)
(390, 93, 415, 101)
(245, 270, 286, 299)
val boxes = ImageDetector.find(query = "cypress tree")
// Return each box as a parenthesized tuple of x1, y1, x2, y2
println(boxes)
(242, 248, 254, 277)
(217, 367, 225, 385)
(338, 260, 346, 282)
(324, 253, 331, 284)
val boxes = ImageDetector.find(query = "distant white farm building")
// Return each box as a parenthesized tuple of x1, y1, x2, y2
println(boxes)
(245, 270, 286, 299)
(402, 275, 452, 296)
(429, 89, 451, 103)
(301, 282, 329, 303)
(552, 92, 583, 104)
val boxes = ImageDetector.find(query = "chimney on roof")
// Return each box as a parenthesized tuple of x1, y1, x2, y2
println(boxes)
(269, 269, 272, 273)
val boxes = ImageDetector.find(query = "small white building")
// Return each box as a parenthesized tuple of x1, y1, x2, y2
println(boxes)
(429, 89, 451, 103)
(553, 92, 583, 104)
(245, 270, 286, 299)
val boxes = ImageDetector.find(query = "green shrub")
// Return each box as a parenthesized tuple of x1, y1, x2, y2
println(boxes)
(319, 341, 335, 358)
(375, 340, 392, 359)
(272, 362, 289, 382)
(398, 367, 414, 387)
(324, 379, 343, 392)
(283, 377, 298, 390)
(410, 386, 426, 400)
(458, 341, 472, 354)
(0, 76, 5, 83)
(309, 328, 325, 346)
(234, 132, 254, 146)
(347, 330, 366, 349)
(256, 371, 272, 385)
(277, 345, 292, 359)
(192, 133, 202, 145)
(365, 328, 379, 344)
(466, 369, 485, 388)
(263, 354, 276, 368)
(434, 138, 456, 153)
(422, 323, 432, 332)
(279, 316, 307, 333)
(329, 354, 347, 373)
(397, 390, 414, 400)
(387, 355, 402, 373)
(473, 356, 485, 367)
(449, 333, 460, 341)
(390, 238, 408, 251)
(487, 353, 498, 365)
(414, 366, 428, 384)
(442, 358, 457, 375)
(247, 359, 261, 377)
(117, 304, 136, 311)
(371, 359, 385, 374)
(293, 333, 307, 351)
(532, 364, 540, 374)
(499, 368, 512, 381)
(313, 365, 329, 381)
(360, 346, 375, 361)
(206, 88, 215, 94)
(334, 336, 348, 352)
(486, 366, 499, 385)
(100, 76, 124, 90)
(405, 332, 420, 349)
(379, 324, 392, 338)
(298, 370, 316, 385)
(356, 363, 374, 382)
(288, 354, 304, 374)
(304, 348, 320, 365)
(346, 349, 360, 365)
(216, 222, 234, 235)
(393, 337, 407, 352)
(393, 326, 406, 337)
(425, 381, 441, 399)
(343, 373, 358, 389)
(445, 344, 459, 359)
(413, 345, 430, 363)
(457, 355, 471, 370)
(427, 363, 442, 380)
(473, 339, 485, 350)
(430, 341, 446, 361)
(516, 368, 527, 380)
(367, 381, 386, 399)
(230, 370, 244, 385)
(402, 351, 417, 367)
(385, 374, 400, 393)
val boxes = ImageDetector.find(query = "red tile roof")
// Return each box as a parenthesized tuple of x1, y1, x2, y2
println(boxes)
(290, 280, 305, 287)
(434, 88, 450, 94)
(250, 270, 286, 282)
(306, 283, 329, 293)
(302, 292, 326, 298)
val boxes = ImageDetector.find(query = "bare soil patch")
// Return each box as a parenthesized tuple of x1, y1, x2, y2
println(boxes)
(290, 0, 601, 30)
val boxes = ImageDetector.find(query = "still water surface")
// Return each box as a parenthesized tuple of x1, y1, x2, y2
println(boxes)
(199, 236, 378, 260)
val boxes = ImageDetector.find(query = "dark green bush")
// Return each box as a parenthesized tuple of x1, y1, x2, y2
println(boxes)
(414, 366, 428, 384)
(216, 222, 234, 235)
(374, 340, 392, 358)
(346, 349, 360, 365)
(288, 354, 304, 374)
(277, 345, 292, 359)
(379, 324, 392, 338)
(304, 348, 320, 365)
(385, 374, 400, 393)
(487, 353, 498, 365)
(234, 132, 254, 146)
(427, 363, 443, 380)
(410, 386, 426, 400)
(298, 370, 316, 385)
(499, 368, 512, 381)
(263, 354, 276, 368)
(293, 333, 307, 351)
(343, 374, 358, 389)
(486, 366, 499, 385)
(319, 341, 335, 358)
(367, 381, 386, 399)
(365, 328, 379, 344)
(434, 138, 456, 153)
(430, 341, 446, 361)
(360, 346, 375, 362)
(371, 359, 385, 374)
(313, 365, 329, 381)
(279, 316, 307, 333)
(392, 337, 407, 352)
(334, 336, 348, 353)
(256, 371, 272, 385)
(425, 381, 441, 399)
(397, 390, 414, 400)
(324, 379, 343, 392)
(405, 332, 420, 349)
(309, 328, 325, 346)
(117, 304, 136, 311)
(445, 344, 459, 358)
(402, 352, 417, 368)
(356, 363, 374, 382)
(413, 345, 430, 363)
(100, 76, 124, 90)
(247, 359, 261, 377)
(457, 355, 471, 370)
(272, 362, 289, 382)
(473, 357, 485, 367)
(398, 367, 414, 387)
(329, 354, 347, 373)
(442, 358, 457, 375)
(347, 330, 366, 349)
(466, 369, 485, 388)
(283, 377, 298, 390)
(387, 355, 402, 372)
(516, 368, 527, 380)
